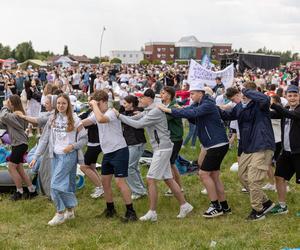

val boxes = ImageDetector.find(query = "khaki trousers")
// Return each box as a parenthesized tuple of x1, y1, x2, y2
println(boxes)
(238, 150, 273, 211)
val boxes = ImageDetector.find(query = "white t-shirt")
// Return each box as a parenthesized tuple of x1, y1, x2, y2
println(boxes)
(53, 114, 81, 154)
(72, 73, 81, 85)
(118, 89, 128, 106)
(88, 109, 127, 154)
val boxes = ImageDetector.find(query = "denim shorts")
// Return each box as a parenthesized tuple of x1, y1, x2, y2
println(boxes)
(101, 147, 129, 177)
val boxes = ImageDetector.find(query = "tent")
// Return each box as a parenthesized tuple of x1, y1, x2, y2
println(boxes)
(19, 59, 47, 69)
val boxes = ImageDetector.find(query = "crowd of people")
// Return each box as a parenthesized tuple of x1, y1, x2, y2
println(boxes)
(0, 62, 299, 225)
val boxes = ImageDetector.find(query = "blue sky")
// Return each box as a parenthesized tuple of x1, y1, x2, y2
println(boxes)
(1, 0, 299, 57)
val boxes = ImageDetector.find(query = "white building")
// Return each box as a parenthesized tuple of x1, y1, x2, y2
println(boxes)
(109, 50, 144, 64)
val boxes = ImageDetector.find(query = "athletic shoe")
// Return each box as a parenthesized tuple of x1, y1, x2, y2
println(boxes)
(203, 205, 223, 218)
(25, 191, 38, 200)
(164, 188, 184, 197)
(139, 210, 157, 222)
(90, 187, 104, 199)
(262, 200, 275, 215)
(64, 211, 75, 220)
(48, 214, 65, 226)
(131, 193, 146, 200)
(222, 207, 232, 215)
(241, 187, 249, 193)
(121, 210, 138, 223)
(10, 191, 23, 201)
(99, 208, 117, 218)
(262, 183, 276, 191)
(270, 204, 288, 215)
(246, 209, 265, 221)
(201, 188, 208, 195)
(177, 202, 193, 218)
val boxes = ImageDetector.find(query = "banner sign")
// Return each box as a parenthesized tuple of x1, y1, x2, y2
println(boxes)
(188, 59, 234, 89)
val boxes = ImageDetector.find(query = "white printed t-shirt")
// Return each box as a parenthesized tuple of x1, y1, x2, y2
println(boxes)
(88, 109, 127, 154)
(53, 114, 81, 154)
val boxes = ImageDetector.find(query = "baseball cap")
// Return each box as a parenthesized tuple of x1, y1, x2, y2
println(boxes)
(287, 85, 299, 93)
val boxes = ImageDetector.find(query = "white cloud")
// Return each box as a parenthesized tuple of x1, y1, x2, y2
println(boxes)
(1, 0, 299, 57)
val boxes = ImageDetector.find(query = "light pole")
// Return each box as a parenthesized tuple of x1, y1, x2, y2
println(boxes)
(99, 26, 106, 62)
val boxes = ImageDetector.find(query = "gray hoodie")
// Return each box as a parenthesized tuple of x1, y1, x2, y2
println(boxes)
(0, 107, 28, 146)
(33, 113, 88, 164)
(119, 102, 173, 151)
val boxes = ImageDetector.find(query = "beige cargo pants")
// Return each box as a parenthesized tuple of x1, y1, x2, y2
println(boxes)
(238, 150, 273, 211)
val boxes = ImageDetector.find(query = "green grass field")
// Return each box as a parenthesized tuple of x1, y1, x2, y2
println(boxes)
(0, 134, 299, 250)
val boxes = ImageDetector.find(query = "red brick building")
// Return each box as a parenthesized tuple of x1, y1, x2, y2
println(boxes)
(144, 42, 175, 62)
(144, 36, 232, 62)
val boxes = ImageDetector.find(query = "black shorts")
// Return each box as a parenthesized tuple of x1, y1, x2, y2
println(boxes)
(72, 85, 80, 90)
(201, 144, 229, 172)
(101, 147, 129, 177)
(84, 145, 102, 165)
(275, 151, 300, 184)
(170, 140, 183, 165)
(10, 144, 28, 164)
(237, 140, 242, 157)
(273, 142, 282, 162)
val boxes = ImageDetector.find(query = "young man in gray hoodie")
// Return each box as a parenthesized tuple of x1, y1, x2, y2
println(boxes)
(114, 89, 193, 221)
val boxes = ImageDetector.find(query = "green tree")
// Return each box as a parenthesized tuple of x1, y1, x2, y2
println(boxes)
(15, 41, 35, 62)
(35, 51, 54, 61)
(0, 43, 12, 59)
(139, 59, 150, 65)
(110, 58, 122, 64)
(63, 45, 69, 56)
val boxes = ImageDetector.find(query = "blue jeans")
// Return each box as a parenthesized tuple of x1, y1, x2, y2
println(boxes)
(51, 151, 78, 212)
(126, 143, 147, 195)
(183, 122, 197, 147)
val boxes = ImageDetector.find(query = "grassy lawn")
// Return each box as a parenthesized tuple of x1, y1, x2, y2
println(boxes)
(0, 132, 299, 250)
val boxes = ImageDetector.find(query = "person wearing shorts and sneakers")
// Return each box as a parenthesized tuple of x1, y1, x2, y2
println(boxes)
(114, 89, 193, 222)
(79, 108, 104, 199)
(83, 90, 137, 222)
(270, 85, 300, 215)
(160, 86, 184, 196)
(220, 82, 275, 221)
(159, 84, 230, 219)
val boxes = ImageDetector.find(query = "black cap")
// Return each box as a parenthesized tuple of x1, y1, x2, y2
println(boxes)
(143, 89, 155, 99)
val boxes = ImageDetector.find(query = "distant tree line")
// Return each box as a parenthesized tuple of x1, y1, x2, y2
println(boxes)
(233, 46, 299, 64)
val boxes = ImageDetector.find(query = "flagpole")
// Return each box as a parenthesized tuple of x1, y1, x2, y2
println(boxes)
(100, 26, 106, 61)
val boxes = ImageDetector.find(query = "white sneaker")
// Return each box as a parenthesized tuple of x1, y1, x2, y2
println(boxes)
(164, 189, 173, 196)
(262, 183, 276, 191)
(131, 193, 146, 200)
(241, 187, 249, 193)
(64, 211, 75, 220)
(139, 210, 157, 222)
(177, 202, 193, 218)
(48, 213, 65, 226)
(201, 188, 207, 195)
(90, 187, 104, 199)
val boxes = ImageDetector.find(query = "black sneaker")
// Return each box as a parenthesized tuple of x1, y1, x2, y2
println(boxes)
(246, 209, 265, 221)
(98, 208, 117, 218)
(222, 207, 232, 215)
(121, 210, 138, 223)
(24, 191, 38, 200)
(203, 205, 223, 218)
(262, 200, 275, 215)
(10, 191, 23, 201)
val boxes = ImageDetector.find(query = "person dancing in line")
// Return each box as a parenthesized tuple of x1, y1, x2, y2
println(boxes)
(82, 90, 138, 222)
(79, 103, 104, 199)
(30, 93, 87, 226)
(114, 89, 193, 222)
(0, 95, 38, 200)
(158, 84, 230, 218)
(120, 95, 147, 200)
(160, 86, 184, 196)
